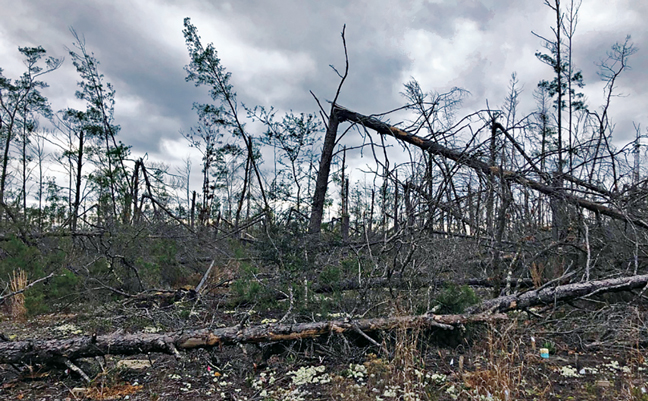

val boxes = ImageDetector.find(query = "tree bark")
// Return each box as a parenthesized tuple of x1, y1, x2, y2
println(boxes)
(0, 312, 505, 365)
(71, 130, 85, 231)
(235, 138, 251, 231)
(308, 108, 340, 235)
(308, 26, 348, 236)
(469, 273, 648, 313)
(131, 159, 140, 225)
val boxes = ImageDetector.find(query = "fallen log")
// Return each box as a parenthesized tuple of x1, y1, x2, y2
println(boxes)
(311, 276, 534, 294)
(469, 273, 648, 313)
(0, 312, 504, 365)
(121, 276, 534, 307)
(5, 273, 647, 366)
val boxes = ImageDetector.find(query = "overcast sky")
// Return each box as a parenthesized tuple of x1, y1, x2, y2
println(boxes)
(1, 0, 647, 188)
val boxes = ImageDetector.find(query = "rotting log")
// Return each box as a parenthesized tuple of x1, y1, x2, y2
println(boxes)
(0, 313, 504, 365)
(469, 273, 648, 313)
(333, 105, 648, 230)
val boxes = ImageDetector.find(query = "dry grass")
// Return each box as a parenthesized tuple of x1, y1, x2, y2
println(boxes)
(325, 301, 442, 401)
(530, 262, 545, 288)
(9, 269, 27, 320)
(83, 383, 143, 400)
(462, 322, 529, 400)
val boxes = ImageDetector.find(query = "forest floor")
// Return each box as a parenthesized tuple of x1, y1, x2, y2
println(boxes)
(2, 297, 648, 401)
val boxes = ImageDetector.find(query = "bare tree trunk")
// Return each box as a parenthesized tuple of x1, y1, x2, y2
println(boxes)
(140, 162, 157, 216)
(36, 137, 44, 232)
(368, 188, 375, 237)
(72, 130, 85, 231)
(552, 0, 568, 241)
(191, 190, 196, 229)
(235, 138, 251, 231)
(492, 180, 512, 296)
(470, 273, 648, 314)
(309, 109, 340, 235)
(381, 164, 388, 238)
(0, 122, 14, 210)
(405, 181, 415, 231)
(393, 170, 399, 232)
(555, 0, 563, 177)
(486, 118, 497, 236)
(467, 180, 475, 234)
(103, 132, 118, 220)
(21, 108, 28, 220)
(131, 159, 140, 225)
(634, 123, 641, 185)
(8, 270, 648, 367)
(340, 146, 349, 241)
(342, 178, 349, 241)
(425, 154, 435, 232)
(308, 26, 348, 236)
(0, 312, 505, 365)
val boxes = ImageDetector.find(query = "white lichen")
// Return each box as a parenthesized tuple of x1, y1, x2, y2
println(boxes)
(383, 386, 398, 397)
(142, 326, 160, 333)
(427, 372, 447, 384)
(287, 365, 329, 386)
(55, 323, 83, 335)
(446, 385, 458, 400)
(559, 365, 580, 378)
(579, 367, 599, 375)
(604, 360, 631, 373)
(348, 363, 367, 380)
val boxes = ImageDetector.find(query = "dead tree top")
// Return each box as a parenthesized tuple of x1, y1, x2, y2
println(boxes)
(333, 105, 648, 230)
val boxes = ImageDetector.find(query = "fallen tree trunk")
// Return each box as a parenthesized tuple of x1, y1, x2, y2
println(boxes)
(122, 276, 534, 307)
(4, 273, 647, 365)
(0, 312, 504, 365)
(469, 273, 648, 313)
(334, 105, 648, 230)
(311, 276, 534, 294)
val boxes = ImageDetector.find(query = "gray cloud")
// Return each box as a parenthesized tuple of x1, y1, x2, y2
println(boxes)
(1, 0, 646, 172)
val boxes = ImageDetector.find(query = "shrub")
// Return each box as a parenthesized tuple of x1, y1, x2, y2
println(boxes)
(434, 284, 479, 314)
(319, 265, 341, 287)
(0, 236, 73, 315)
(231, 262, 275, 307)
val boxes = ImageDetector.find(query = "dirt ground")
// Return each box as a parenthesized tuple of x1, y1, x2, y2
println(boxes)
(2, 299, 648, 401)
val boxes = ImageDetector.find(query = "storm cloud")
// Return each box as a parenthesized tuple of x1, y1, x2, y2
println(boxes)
(1, 0, 646, 173)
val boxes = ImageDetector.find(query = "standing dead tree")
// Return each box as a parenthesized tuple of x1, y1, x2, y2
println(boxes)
(309, 25, 349, 236)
